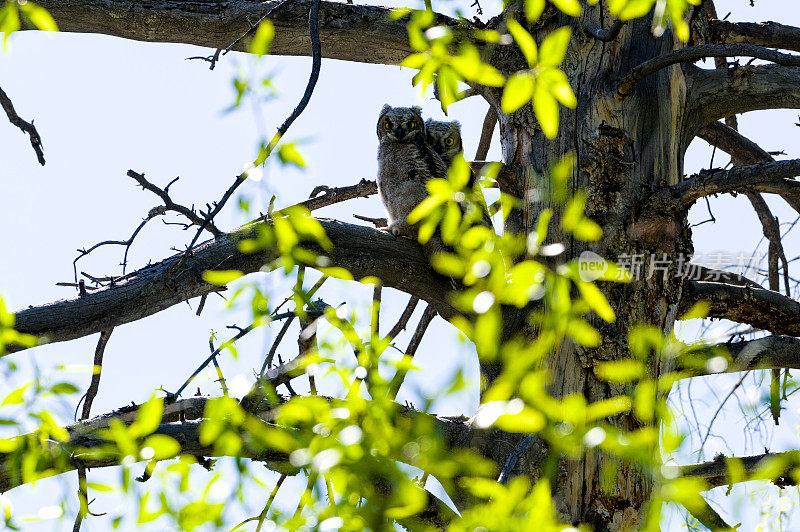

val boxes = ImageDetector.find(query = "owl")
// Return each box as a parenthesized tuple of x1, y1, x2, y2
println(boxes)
(426, 119, 493, 229)
(424, 119, 463, 168)
(376, 104, 448, 239)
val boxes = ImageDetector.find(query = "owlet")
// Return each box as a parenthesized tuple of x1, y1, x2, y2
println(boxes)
(376, 104, 448, 239)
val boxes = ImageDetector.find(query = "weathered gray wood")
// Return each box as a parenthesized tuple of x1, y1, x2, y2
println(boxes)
(30, 0, 458, 66)
(11, 219, 455, 352)
(686, 65, 800, 132)
(710, 19, 800, 53)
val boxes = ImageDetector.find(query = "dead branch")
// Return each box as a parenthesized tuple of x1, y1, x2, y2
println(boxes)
(678, 335, 800, 377)
(300, 179, 378, 211)
(30, 1, 453, 67)
(353, 214, 388, 228)
(11, 220, 456, 353)
(583, 19, 624, 42)
(678, 281, 800, 337)
(686, 65, 800, 130)
(474, 106, 497, 161)
(650, 159, 800, 207)
(386, 296, 420, 340)
(388, 305, 437, 399)
(0, 83, 45, 165)
(681, 450, 800, 488)
(620, 44, 800, 95)
(710, 19, 800, 53)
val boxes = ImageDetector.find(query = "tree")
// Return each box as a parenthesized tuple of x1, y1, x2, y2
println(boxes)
(1, 0, 800, 530)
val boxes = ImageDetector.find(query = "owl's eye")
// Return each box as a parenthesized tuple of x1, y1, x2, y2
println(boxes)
(410, 118, 419, 129)
(382, 121, 391, 131)
(444, 137, 455, 147)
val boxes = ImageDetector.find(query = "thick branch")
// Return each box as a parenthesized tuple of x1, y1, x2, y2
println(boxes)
(651, 159, 800, 207)
(30, 0, 460, 66)
(678, 335, 800, 377)
(678, 281, 800, 337)
(682, 451, 800, 488)
(697, 120, 773, 165)
(620, 44, 800, 95)
(11, 219, 456, 353)
(686, 65, 800, 130)
(710, 19, 800, 54)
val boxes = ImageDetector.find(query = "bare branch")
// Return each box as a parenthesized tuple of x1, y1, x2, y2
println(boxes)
(686, 65, 800, 130)
(11, 220, 456, 353)
(620, 44, 800, 95)
(386, 296, 420, 340)
(583, 19, 624, 42)
(0, 83, 45, 165)
(127, 171, 222, 236)
(710, 19, 800, 53)
(697, 121, 800, 214)
(30, 1, 461, 66)
(681, 451, 800, 489)
(679, 281, 800, 337)
(678, 335, 800, 377)
(649, 159, 800, 207)
(388, 305, 437, 400)
(697, 120, 773, 165)
(300, 179, 378, 212)
(474, 106, 497, 162)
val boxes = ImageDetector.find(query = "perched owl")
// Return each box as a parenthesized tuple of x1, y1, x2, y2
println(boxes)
(424, 119, 463, 168)
(376, 104, 448, 239)
(426, 119, 493, 229)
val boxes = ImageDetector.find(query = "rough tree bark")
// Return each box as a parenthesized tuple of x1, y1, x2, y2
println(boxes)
(8, 1, 800, 530)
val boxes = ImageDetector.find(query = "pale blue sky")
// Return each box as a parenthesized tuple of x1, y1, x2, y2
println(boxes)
(1, 0, 799, 529)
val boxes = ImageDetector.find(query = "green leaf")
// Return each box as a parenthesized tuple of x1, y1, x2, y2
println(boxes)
(586, 396, 632, 420)
(594, 360, 646, 383)
(249, 19, 275, 56)
(679, 301, 709, 320)
(552, 0, 582, 16)
(576, 281, 615, 322)
(142, 434, 181, 460)
(19, 2, 58, 32)
(0, 4, 20, 49)
(50, 382, 79, 395)
(507, 20, 537, 66)
(567, 318, 600, 347)
(525, 0, 546, 22)
(131, 396, 164, 438)
(202, 270, 244, 286)
(2, 383, 29, 406)
(539, 27, 572, 67)
(278, 143, 306, 168)
(533, 88, 559, 139)
(501, 72, 535, 114)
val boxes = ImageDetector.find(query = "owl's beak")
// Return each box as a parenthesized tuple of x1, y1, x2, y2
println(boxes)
(391, 125, 411, 141)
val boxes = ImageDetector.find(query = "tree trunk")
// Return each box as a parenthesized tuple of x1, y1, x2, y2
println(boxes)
(488, 6, 691, 529)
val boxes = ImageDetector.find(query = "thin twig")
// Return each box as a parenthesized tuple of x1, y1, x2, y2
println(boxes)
(0, 83, 45, 165)
(498, 435, 535, 484)
(73, 205, 167, 282)
(299, 179, 377, 211)
(353, 214, 388, 228)
(388, 306, 437, 399)
(127, 171, 221, 236)
(73, 328, 113, 532)
(209, 339, 229, 396)
(386, 296, 420, 340)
